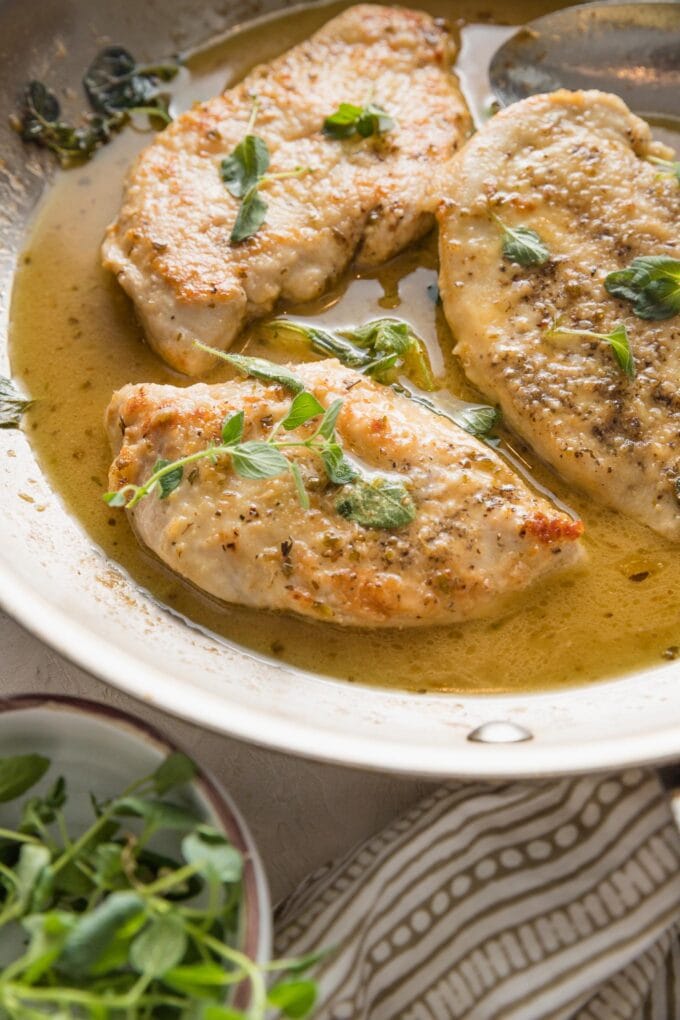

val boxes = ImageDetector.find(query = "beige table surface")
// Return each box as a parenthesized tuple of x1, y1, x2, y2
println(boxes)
(0, 608, 431, 905)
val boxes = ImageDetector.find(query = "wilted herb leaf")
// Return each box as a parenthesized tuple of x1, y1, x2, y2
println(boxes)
(83, 46, 177, 118)
(605, 255, 680, 320)
(336, 477, 416, 530)
(548, 322, 636, 379)
(0, 753, 49, 802)
(220, 352, 305, 394)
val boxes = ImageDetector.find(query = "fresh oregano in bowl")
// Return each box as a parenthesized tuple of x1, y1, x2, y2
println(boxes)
(0, 751, 319, 1018)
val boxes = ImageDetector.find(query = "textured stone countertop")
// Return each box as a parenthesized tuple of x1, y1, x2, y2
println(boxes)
(0, 609, 431, 905)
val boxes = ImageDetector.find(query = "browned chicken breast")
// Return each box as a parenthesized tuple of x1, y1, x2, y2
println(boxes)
(106, 360, 584, 628)
(102, 5, 471, 376)
(438, 90, 680, 540)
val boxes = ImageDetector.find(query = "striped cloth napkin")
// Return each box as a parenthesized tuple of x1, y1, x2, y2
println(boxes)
(275, 771, 680, 1019)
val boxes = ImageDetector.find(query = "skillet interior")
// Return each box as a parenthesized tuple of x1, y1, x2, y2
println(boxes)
(1, 0, 679, 776)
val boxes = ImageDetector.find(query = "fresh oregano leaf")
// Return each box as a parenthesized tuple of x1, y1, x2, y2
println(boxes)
(0, 376, 33, 429)
(152, 752, 198, 795)
(336, 478, 416, 530)
(0, 753, 49, 802)
(113, 796, 201, 833)
(499, 223, 549, 267)
(605, 255, 680, 320)
(130, 914, 187, 977)
(321, 443, 358, 485)
(281, 391, 325, 430)
(152, 458, 184, 499)
(221, 410, 245, 445)
(181, 828, 243, 883)
(57, 890, 145, 976)
(221, 135, 270, 198)
(318, 398, 344, 440)
(323, 102, 394, 139)
(230, 185, 268, 243)
(230, 441, 290, 480)
(268, 979, 318, 1019)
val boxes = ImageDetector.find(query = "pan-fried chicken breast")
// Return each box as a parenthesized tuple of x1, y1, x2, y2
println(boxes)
(102, 5, 470, 376)
(106, 360, 584, 628)
(438, 90, 680, 540)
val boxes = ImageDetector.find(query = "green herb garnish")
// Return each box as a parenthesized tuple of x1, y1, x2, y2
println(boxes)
(0, 376, 32, 428)
(265, 317, 434, 390)
(263, 319, 500, 438)
(490, 210, 550, 267)
(221, 100, 311, 243)
(547, 322, 636, 379)
(213, 350, 306, 394)
(647, 155, 680, 185)
(322, 102, 394, 139)
(605, 255, 680, 321)
(105, 351, 414, 530)
(83, 47, 177, 120)
(10, 82, 115, 164)
(0, 751, 319, 1018)
(11, 50, 177, 164)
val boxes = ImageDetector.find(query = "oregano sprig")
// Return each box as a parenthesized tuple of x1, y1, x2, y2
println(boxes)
(0, 751, 321, 1019)
(221, 99, 312, 243)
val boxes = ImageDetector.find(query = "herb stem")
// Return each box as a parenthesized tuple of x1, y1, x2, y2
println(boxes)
(50, 775, 151, 876)
(184, 920, 268, 1018)
(0, 827, 42, 846)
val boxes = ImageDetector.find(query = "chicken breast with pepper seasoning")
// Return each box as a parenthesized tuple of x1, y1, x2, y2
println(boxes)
(105, 359, 584, 628)
(102, 5, 471, 377)
(438, 90, 680, 540)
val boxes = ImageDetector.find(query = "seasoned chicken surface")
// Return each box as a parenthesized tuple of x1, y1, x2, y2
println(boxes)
(102, 5, 470, 376)
(438, 90, 680, 540)
(106, 361, 584, 628)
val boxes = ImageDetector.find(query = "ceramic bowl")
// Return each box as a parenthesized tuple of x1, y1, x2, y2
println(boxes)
(0, 694, 271, 971)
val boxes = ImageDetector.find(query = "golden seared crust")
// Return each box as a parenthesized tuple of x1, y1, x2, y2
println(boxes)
(106, 361, 584, 628)
(102, 4, 470, 376)
(438, 89, 680, 540)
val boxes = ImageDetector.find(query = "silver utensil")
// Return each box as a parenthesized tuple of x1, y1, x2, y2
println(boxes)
(489, 1, 680, 118)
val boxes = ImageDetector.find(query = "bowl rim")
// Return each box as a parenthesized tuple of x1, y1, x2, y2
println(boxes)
(0, 692, 272, 969)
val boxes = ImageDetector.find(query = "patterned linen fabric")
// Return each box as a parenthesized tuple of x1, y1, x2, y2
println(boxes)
(274, 772, 680, 1019)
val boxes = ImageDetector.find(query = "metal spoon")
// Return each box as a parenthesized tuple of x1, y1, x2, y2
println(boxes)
(489, 1, 680, 118)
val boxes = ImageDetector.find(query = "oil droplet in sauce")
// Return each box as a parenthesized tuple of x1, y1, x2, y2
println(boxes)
(9, 0, 680, 694)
